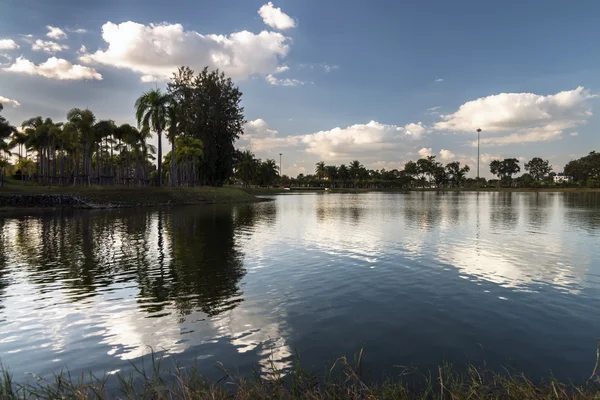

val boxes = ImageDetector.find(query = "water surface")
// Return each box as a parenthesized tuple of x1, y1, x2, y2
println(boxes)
(1, 192, 599, 383)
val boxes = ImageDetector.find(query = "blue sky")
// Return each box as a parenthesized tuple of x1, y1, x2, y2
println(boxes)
(1, 0, 599, 177)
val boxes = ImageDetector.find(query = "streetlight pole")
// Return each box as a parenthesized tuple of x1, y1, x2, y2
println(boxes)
(279, 153, 282, 181)
(477, 128, 482, 190)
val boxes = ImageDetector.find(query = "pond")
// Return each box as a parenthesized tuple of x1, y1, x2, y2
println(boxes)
(1, 192, 599, 384)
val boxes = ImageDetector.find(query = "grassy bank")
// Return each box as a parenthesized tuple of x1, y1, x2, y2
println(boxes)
(0, 179, 262, 208)
(1, 353, 599, 399)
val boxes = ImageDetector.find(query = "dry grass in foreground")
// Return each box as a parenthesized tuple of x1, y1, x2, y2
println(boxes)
(2, 347, 600, 400)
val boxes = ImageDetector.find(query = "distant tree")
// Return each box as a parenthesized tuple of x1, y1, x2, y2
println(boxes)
(315, 161, 326, 179)
(349, 160, 363, 180)
(490, 158, 521, 187)
(445, 161, 470, 187)
(0, 104, 16, 187)
(524, 157, 552, 181)
(259, 159, 279, 186)
(235, 150, 257, 188)
(432, 165, 448, 188)
(325, 165, 338, 183)
(338, 164, 349, 186)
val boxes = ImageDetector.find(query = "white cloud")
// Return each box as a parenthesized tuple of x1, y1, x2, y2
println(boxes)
(249, 136, 300, 152)
(435, 87, 597, 146)
(4, 56, 102, 80)
(274, 65, 289, 74)
(302, 121, 409, 160)
(435, 78, 444, 82)
(299, 63, 340, 73)
(81, 21, 290, 82)
(258, 2, 296, 30)
(0, 53, 12, 62)
(244, 119, 278, 137)
(427, 106, 441, 111)
(46, 26, 68, 40)
(418, 147, 433, 158)
(266, 74, 306, 86)
(0, 96, 20, 107)
(78, 45, 87, 53)
(474, 125, 563, 147)
(439, 149, 455, 161)
(68, 28, 87, 34)
(0, 39, 19, 50)
(570, 131, 579, 137)
(32, 39, 69, 54)
(403, 122, 428, 138)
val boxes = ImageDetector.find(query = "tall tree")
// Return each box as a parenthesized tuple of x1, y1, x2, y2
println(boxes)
(524, 157, 552, 181)
(445, 161, 470, 187)
(490, 158, 521, 187)
(168, 67, 245, 186)
(235, 150, 257, 188)
(135, 89, 169, 186)
(0, 104, 16, 187)
(166, 99, 179, 187)
(315, 161, 326, 179)
(66, 108, 96, 186)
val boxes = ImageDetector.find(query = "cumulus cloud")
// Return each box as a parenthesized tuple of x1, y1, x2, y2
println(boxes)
(258, 2, 296, 30)
(435, 87, 597, 146)
(266, 74, 307, 86)
(249, 136, 300, 152)
(81, 21, 290, 82)
(47, 26, 67, 40)
(302, 121, 411, 159)
(403, 122, 428, 138)
(241, 119, 422, 161)
(418, 147, 433, 158)
(439, 149, 455, 161)
(0, 39, 19, 50)
(0, 96, 20, 107)
(244, 119, 278, 137)
(32, 39, 69, 54)
(4, 56, 102, 80)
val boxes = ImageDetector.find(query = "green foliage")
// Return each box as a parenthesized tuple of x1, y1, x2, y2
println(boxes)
(490, 158, 521, 187)
(564, 151, 600, 186)
(168, 66, 245, 186)
(135, 89, 170, 186)
(524, 157, 552, 181)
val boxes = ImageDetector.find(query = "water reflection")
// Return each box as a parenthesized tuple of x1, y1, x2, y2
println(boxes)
(1, 192, 599, 385)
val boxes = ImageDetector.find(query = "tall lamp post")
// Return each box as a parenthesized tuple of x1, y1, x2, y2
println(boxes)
(476, 128, 482, 190)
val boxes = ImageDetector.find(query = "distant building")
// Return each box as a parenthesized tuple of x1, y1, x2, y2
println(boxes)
(554, 173, 573, 183)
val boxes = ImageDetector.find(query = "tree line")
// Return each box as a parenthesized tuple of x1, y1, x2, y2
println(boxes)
(0, 66, 244, 188)
(232, 151, 600, 190)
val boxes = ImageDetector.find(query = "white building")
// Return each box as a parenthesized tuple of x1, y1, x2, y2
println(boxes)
(554, 173, 573, 183)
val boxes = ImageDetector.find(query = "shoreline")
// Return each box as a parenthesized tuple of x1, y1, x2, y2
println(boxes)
(1, 185, 598, 211)
(0, 185, 266, 210)
(242, 186, 600, 195)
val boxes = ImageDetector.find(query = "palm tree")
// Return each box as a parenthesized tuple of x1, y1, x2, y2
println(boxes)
(135, 89, 169, 186)
(315, 161, 326, 180)
(165, 100, 179, 187)
(66, 108, 96, 186)
(0, 104, 15, 187)
(338, 164, 349, 187)
(235, 150, 257, 188)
